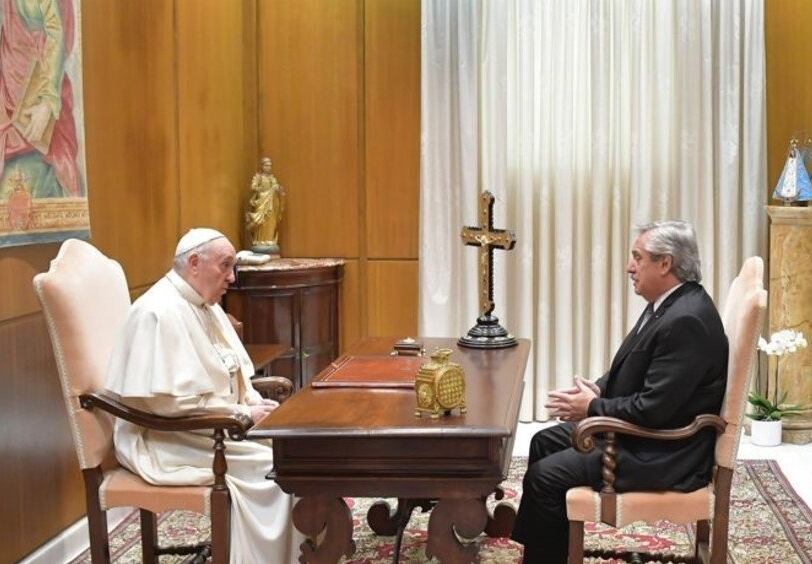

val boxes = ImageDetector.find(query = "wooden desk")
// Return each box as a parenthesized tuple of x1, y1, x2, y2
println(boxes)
(249, 337, 530, 563)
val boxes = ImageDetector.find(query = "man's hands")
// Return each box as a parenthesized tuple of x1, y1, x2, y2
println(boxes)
(577, 376, 601, 397)
(544, 376, 600, 422)
(247, 397, 280, 423)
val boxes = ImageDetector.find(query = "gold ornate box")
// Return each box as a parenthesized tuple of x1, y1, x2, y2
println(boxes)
(414, 348, 467, 418)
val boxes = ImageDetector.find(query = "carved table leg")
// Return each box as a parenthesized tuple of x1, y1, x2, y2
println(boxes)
(291, 496, 355, 564)
(484, 486, 517, 538)
(367, 498, 435, 563)
(426, 498, 488, 564)
(367, 498, 435, 535)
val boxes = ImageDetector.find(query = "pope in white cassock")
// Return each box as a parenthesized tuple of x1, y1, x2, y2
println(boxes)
(104, 228, 304, 563)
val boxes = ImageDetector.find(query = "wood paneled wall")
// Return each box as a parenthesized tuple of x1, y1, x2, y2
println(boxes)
(765, 0, 812, 198)
(0, 316, 78, 560)
(258, 0, 420, 347)
(259, 0, 361, 260)
(0, 1, 259, 561)
(176, 0, 259, 241)
(2, 1, 419, 559)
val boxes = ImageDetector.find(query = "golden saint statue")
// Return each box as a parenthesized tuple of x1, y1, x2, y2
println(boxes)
(246, 157, 285, 255)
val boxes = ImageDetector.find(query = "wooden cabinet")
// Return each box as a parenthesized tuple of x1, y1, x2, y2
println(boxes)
(224, 258, 344, 389)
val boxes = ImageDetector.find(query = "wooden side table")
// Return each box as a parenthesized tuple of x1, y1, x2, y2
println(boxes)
(242, 343, 292, 402)
(224, 258, 344, 390)
(244, 343, 287, 377)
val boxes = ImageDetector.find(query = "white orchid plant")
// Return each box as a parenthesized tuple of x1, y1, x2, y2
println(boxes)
(748, 329, 810, 421)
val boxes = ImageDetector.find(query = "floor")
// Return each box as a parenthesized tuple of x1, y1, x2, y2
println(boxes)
(513, 421, 812, 508)
(22, 422, 812, 564)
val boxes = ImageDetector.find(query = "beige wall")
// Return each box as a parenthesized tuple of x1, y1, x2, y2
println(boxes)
(258, 0, 420, 348)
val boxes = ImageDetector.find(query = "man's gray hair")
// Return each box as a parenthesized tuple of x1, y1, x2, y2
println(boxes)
(172, 242, 212, 273)
(636, 220, 702, 283)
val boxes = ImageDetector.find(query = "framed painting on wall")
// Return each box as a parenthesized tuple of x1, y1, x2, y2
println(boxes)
(0, 0, 89, 248)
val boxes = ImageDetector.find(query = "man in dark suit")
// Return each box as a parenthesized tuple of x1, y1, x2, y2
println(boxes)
(511, 220, 728, 564)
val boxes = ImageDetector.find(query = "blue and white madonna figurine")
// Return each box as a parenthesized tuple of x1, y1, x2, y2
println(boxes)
(773, 138, 812, 205)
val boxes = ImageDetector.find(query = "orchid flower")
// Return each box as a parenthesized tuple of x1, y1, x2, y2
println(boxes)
(750, 329, 809, 421)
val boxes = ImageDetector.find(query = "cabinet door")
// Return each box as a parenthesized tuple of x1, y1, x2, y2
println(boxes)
(300, 284, 339, 387)
(245, 291, 300, 384)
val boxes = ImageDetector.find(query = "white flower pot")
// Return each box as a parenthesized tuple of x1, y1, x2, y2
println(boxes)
(750, 419, 782, 447)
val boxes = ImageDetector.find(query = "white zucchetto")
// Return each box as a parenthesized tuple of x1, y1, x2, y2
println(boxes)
(174, 228, 227, 257)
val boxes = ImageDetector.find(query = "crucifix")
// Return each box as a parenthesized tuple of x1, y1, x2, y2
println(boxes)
(458, 191, 518, 349)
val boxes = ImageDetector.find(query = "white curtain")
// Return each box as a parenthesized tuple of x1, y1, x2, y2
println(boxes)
(419, 0, 767, 421)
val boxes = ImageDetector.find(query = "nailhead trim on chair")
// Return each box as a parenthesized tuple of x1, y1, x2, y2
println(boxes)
(592, 491, 601, 523)
(34, 277, 91, 470)
(99, 472, 112, 511)
(609, 484, 716, 527)
(719, 260, 766, 470)
(97, 469, 212, 516)
(726, 359, 758, 468)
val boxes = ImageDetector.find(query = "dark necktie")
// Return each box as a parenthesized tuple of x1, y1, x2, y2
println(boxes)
(637, 302, 655, 334)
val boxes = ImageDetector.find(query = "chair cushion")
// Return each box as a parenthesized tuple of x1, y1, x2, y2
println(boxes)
(566, 485, 714, 528)
(100, 467, 211, 516)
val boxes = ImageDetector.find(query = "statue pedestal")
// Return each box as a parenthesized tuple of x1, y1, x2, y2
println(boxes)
(251, 242, 280, 256)
(767, 206, 812, 444)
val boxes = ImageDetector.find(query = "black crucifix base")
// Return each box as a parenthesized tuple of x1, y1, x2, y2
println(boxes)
(458, 313, 517, 349)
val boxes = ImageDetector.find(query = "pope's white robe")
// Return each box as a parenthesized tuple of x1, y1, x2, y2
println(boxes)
(105, 269, 303, 564)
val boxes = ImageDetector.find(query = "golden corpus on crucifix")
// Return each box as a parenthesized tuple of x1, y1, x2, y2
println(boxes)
(458, 191, 517, 349)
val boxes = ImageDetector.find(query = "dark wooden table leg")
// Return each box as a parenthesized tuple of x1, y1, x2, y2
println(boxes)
(292, 496, 355, 564)
(367, 498, 410, 536)
(425, 498, 488, 564)
(367, 498, 435, 563)
(367, 498, 435, 535)
(483, 487, 517, 538)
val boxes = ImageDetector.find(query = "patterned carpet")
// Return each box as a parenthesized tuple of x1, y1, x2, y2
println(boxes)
(71, 458, 812, 563)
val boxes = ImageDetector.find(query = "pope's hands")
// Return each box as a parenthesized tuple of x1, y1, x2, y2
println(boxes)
(246, 395, 280, 408)
(248, 399, 279, 423)
(544, 376, 599, 422)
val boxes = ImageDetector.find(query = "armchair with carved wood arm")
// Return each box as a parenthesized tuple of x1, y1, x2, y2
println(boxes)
(34, 239, 290, 564)
(565, 257, 766, 564)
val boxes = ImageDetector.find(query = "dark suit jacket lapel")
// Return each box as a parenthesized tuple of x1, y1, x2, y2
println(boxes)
(609, 307, 653, 374)
(608, 283, 697, 376)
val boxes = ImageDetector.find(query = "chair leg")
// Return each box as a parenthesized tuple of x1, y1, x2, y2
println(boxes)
(694, 519, 710, 562)
(140, 509, 159, 563)
(210, 488, 231, 564)
(83, 468, 110, 564)
(86, 504, 110, 564)
(568, 521, 584, 564)
(710, 468, 733, 564)
(710, 515, 729, 564)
